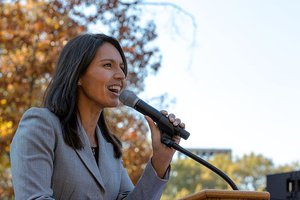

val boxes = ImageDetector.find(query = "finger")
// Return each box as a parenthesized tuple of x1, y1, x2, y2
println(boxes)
(173, 118, 181, 126)
(168, 113, 175, 123)
(145, 116, 157, 139)
(160, 110, 168, 116)
(179, 122, 185, 129)
(173, 135, 181, 144)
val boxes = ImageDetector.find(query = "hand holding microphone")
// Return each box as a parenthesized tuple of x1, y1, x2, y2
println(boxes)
(144, 111, 182, 178)
(119, 90, 189, 178)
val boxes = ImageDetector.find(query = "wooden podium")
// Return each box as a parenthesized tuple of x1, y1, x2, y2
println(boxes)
(178, 189, 270, 200)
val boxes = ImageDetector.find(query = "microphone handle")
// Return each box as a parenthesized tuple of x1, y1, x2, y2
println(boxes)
(135, 99, 190, 140)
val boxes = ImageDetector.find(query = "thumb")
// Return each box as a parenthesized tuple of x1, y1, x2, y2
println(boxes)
(144, 116, 159, 140)
(144, 115, 155, 132)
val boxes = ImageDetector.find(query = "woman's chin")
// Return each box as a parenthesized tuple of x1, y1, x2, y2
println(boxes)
(106, 101, 119, 108)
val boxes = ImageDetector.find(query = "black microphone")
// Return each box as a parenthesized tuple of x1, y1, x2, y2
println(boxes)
(119, 90, 190, 140)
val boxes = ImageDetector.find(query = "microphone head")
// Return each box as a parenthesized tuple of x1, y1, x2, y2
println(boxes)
(119, 90, 139, 108)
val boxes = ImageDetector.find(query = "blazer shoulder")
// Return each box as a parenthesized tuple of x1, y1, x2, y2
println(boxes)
(12, 107, 62, 156)
(17, 107, 62, 140)
(24, 107, 57, 117)
(22, 107, 60, 123)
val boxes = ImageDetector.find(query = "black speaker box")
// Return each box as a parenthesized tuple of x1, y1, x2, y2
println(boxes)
(267, 170, 300, 200)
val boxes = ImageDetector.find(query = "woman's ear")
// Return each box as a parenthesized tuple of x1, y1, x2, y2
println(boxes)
(77, 79, 82, 86)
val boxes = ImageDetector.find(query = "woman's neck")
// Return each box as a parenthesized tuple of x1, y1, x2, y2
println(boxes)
(77, 102, 102, 147)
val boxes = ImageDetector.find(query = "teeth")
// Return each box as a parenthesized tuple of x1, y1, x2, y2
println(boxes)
(108, 85, 121, 93)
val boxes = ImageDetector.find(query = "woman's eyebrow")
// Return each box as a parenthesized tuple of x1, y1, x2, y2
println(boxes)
(99, 58, 114, 62)
(99, 58, 124, 64)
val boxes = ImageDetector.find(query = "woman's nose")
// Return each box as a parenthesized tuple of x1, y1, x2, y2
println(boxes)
(114, 67, 126, 80)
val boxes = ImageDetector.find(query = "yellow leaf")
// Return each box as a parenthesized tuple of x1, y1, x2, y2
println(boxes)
(0, 99, 7, 105)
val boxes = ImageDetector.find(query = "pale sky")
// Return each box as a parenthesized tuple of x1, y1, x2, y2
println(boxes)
(138, 0, 300, 166)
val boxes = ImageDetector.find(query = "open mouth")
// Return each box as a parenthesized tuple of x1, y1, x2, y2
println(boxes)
(108, 85, 121, 94)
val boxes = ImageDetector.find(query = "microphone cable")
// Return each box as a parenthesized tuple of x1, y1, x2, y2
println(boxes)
(161, 134, 239, 190)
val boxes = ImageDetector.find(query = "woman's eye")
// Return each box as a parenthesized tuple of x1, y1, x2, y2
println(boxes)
(103, 63, 112, 68)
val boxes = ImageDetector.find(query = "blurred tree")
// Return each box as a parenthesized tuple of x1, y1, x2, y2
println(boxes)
(162, 152, 300, 199)
(234, 152, 274, 191)
(162, 158, 203, 200)
(199, 154, 239, 190)
(0, 0, 162, 197)
(0, 0, 85, 152)
(271, 162, 300, 174)
(234, 154, 300, 191)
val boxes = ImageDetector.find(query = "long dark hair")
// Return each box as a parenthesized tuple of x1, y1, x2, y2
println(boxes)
(43, 33, 127, 158)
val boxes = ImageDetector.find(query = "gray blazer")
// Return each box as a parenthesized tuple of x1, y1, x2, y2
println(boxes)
(10, 107, 168, 200)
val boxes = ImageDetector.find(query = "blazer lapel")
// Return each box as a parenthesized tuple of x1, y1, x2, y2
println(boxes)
(96, 126, 112, 185)
(96, 126, 114, 186)
(75, 121, 106, 190)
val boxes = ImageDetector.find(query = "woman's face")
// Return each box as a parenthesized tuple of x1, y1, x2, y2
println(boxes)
(78, 42, 126, 110)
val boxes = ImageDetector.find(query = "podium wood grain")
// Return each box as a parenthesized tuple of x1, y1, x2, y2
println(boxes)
(178, 189, 270, 200)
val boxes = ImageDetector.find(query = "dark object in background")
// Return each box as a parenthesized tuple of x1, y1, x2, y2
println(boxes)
(267, 170, 300, 200)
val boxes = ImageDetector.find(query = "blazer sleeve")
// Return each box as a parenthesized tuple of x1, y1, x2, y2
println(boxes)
(117, 160, 170, 200)
(10, 108, 56, 200)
